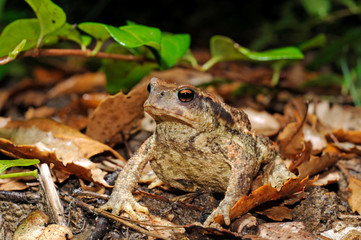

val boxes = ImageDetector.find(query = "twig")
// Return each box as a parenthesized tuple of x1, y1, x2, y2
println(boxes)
(60, 193, 177, 240)
(0, 48, 145, 65)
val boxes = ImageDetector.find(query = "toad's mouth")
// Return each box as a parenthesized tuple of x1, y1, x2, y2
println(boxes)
(144, 105, 197, 127)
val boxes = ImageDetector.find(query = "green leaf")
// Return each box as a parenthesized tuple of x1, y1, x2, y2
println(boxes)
(202, 35, 304, 71)
(106, 24, 161, 49)
(81, 35, 92, 48)
(159, 34, 191, 69)
(78, 22, 110, 41)
(103, 44, 157, 93)
(301, 0, 331, 18)
(0, 18, 40, 57)
(25, 0, 66, 46)
(0, 159, 40, 174)
(44, 23, 83, 47)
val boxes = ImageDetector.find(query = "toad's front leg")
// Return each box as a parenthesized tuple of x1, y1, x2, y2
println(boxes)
(203, 143, 258, 226)
(98, 136, 155, 219)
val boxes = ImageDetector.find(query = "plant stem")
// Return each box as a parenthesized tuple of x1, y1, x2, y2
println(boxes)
(0, 48, 145, 66)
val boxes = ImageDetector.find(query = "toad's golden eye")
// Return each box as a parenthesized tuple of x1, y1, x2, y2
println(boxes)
(178, 89, 195, 102)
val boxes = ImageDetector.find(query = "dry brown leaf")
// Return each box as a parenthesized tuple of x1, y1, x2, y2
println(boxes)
(243, 108, 280, 136)
(310, 101, 361, 131)
(86, 78, 149, 145)
(25, 106, 57, 120)
(214, 177, 311, 225)
(312, 171, 341, 186)
(46, 72, 106, 99)
(334, 142, 361, 155)
(0, 118, 124, 186)
(297, 153, 339, 180)
(256, 205, 293, 221)
(33, 67, 65, 85)
(277, 99, 308, 158)
(0, 167, 38, 190)
(246, 222, 316, 240)
(278, 121, 305, 157)
(303, 125, 327, 154)
(332, 129, 361, 144)
(57, 97, 92, 130)
(348, 175, 361, 215)
(80, 93, 108, 109)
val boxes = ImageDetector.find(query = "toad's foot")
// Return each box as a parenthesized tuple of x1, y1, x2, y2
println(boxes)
(98, 191, 149, 219)
(203, 199, 232, 227)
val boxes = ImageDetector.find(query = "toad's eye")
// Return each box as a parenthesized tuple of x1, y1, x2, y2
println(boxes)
(178, 89, 195, 102)
(147, 83, 151, 93)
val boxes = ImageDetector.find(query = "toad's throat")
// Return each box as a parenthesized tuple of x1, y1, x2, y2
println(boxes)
(144, 105, 196, 126)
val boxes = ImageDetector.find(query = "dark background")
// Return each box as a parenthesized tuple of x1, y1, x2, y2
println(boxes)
(3, 0, 351, 49)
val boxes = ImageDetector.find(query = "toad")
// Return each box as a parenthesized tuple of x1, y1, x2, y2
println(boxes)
(99, 77, 294, 226)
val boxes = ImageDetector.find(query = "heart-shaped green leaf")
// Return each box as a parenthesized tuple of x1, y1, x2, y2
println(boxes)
(202, 35, 304, 71)
(25, 0, 66, 46)
(159, 33, 190, 69)
(103, 44, 157, 93)
(78, 22, 110, 42)
(44, 23, 83, 47)
(0, 19, 40, 57)
(106, 24, 161, 49)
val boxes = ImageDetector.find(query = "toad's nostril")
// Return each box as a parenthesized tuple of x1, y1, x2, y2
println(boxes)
(160, 92, 165, 97)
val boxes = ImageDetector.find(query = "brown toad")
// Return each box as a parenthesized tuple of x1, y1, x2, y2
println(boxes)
(99, 77, 294, 226)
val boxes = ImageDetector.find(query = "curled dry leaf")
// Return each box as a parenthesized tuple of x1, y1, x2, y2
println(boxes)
(334, 164, 361, 215)
(248, 222, 316, 240)
(46, 72, 106, 99)
(213, 177, 311, 225)
(332, 129, 361, 145)
(86, 78, 149, 145)
(255, 205, 293, 221)
(13, 210, 73, 240)
(277, 99, 308, 158)
(243, 108, 280, 136)
(310, 101, 361, 131)
(0, 118, 124, 186)
(347, 173, 361, 215)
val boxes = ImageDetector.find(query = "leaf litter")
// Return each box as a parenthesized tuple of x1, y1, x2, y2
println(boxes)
(0, 64, 361, 239)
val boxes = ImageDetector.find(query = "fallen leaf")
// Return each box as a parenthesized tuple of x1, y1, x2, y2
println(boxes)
(57, 97, 92, 130)
(25, 106, 57, 120)
(312, 171, 341, 186)
(310, 101, 361, 131)
(33, 67, 65, 85)
(0, 118, 124, 186)
(243, 108, 280, 136)
(256, 205, 293, 221)
(214, 177, 311, 225)
(303, 125, 327, 154)
(46, 72, 106, 98)
(86, 78, 149, 145)
(297, 153, 339, 180)
(277, 99, 308, 158)
(332, 129, 361, 144)
(333, 142, 361, 155)
(348, 174, 361, 215)
(246, 222, 316, 240)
